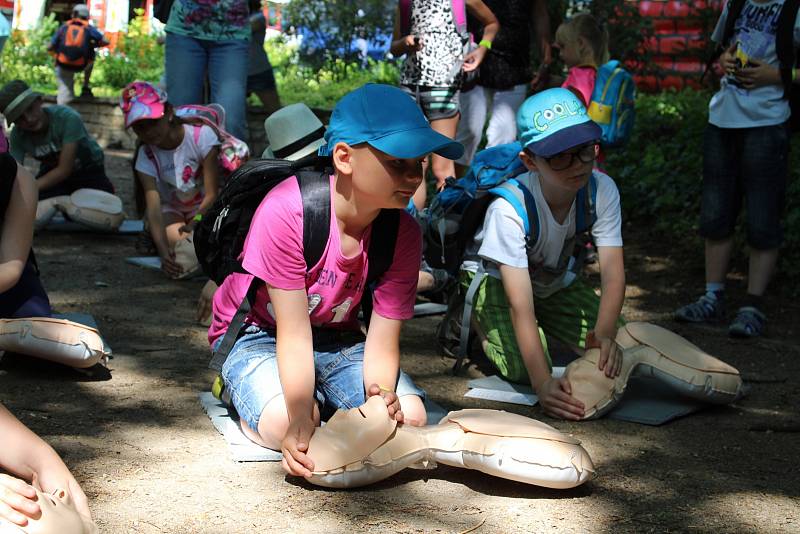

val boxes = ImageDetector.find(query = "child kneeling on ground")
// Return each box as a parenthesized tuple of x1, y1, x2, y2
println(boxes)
(460, 88, 625, 420)
(121, 81, 220, 279)
(210, 84, 463, 476)
(0, 80, 115, 203)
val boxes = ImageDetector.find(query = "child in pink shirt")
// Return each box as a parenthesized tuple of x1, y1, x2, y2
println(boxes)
(551, 12, 609, 106)
(210, 84, 464, 478)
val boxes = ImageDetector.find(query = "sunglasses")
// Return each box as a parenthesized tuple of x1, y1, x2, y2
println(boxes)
(539, 142, 598, 171)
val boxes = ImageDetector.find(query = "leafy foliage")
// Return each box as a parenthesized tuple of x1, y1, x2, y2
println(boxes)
(283, 0, 394, 80)
(266, 35, 399, 108)
(93, 9, 164, 89)
(0, 13, 59, 90)
(604, 89, 800, 293)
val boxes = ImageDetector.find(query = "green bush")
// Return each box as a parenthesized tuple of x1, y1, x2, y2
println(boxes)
(604, 89, 800, 293)
(268, 35, 399, 109)
(93, 9, 164, 90)
(0, 13, 59, 91)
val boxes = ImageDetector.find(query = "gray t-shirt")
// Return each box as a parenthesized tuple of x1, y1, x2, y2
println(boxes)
(709, 0, 800, 128)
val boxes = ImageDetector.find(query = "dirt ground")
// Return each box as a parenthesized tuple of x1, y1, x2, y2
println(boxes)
(1, 150, 799, 533)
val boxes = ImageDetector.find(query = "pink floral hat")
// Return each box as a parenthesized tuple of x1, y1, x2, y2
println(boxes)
(120, 81, 167, 128)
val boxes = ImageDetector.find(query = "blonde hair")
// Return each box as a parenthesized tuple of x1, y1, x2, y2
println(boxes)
(555, 12, 610, 66)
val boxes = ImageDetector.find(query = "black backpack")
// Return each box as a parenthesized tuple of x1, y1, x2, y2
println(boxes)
(194, 156, 400, 371)
(709, 0, 800, 130)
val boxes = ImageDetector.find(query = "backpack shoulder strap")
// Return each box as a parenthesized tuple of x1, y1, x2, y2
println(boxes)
(298, 170, 332, 270)
(366, 209, 401, 284)
(722, 0, 747, 47)
(703, 0, 746, 81)
(399, 0, 411, 36)
(192, 124, 202, 144)
(776, 0, 800, 93)
(142, 144, 162, 180)
(359, 208, 401, 328)
(576, 172, 598, 234)
(450, 0, 467, 35)
(488, 178, 538, 243)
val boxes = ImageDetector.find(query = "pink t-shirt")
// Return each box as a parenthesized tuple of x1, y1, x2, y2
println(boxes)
(208, 174, 422, 346)
(562, 66, 597, 107)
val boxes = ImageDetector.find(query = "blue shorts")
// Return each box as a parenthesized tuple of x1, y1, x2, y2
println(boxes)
(700, 122, 788, 249)
(219, 326, 426, 430)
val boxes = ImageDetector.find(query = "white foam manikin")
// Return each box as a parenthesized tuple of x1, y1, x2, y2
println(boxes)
(60, 189, 125, 232)
(34, 196, 71, 229)
(0, 318, 109, 368)
(565, 322, 744, 420)
(306, 396, 595, 489)
(173, 233, 202, 280)
(0, 488, 97, 534)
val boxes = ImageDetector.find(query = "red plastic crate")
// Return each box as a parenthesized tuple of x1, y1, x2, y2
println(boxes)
(664, 0, 691, 18)
(639, 0, 665, 18)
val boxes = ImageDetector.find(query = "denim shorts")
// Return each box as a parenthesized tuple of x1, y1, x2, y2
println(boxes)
(400, 84, 460, 121)
(219, 326, 426, 430)
(700, 122, 788, 249)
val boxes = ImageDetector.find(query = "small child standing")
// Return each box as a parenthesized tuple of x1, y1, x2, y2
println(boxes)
(551, 12, 609, 106)
(459, 88, 625, 420)
(390, 0, 498, 209)
(210, 84, 463, 477)
(674, 0, 800, 337)
(121, 81, 221, 279)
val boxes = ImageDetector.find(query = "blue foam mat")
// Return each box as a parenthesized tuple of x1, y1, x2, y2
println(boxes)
(465, 373, 704, 426)
(43, 216, 143, 234)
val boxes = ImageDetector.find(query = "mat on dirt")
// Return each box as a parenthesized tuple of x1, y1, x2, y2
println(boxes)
(464, 373, 705, 425)
(42, 215, 143, 234)
(199, 392, 449, 462)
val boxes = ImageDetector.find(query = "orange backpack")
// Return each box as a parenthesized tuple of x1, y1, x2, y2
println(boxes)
(55, 19, 92, 71)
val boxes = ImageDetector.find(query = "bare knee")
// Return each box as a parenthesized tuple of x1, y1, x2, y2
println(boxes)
(254, 396, 320, 450)
(400, 395, 427, 426)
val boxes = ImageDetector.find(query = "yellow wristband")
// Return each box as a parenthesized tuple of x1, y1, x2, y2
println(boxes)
(793, 67, 797, 82)
(478, 39, 492, 50)
(193, 213, 203, 222)
(378, 384, 394, 393)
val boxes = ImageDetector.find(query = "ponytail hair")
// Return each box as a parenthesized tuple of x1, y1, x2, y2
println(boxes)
(556, 12, 609, 67)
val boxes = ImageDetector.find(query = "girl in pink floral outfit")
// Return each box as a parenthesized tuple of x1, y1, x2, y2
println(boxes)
(121, 81, 221, 278)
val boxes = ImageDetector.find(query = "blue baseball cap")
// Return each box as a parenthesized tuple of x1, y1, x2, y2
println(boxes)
(319, 84, 464, 160)
(516, 88, 601, 157)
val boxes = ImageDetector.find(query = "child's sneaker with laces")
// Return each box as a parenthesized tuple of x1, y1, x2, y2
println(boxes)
(728, 306, 766, 338)
(675, 291, 725, 323)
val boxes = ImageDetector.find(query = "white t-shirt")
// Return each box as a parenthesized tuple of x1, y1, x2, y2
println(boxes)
(462, 170, 623, 298)
(709, 0, 800, 128)
(135, 124, 219, 210)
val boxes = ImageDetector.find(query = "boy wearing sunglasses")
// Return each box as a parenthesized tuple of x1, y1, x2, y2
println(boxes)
(461, 88, 625, 420)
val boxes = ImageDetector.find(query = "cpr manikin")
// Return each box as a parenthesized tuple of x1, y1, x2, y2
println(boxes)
(0, 317, 109, 368)
(566, 322, 744, 419)
(34, 189, 125, 232)
(0, 488, 97, 533)
(306, 395, 595, 489)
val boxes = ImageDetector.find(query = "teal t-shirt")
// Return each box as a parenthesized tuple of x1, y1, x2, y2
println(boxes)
(9, 105, 105, 172)
(166, 0, 250, 42)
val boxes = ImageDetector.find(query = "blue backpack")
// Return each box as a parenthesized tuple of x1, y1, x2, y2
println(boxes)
(587, 60, 636, 148)
(424, 143, 598, 372)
